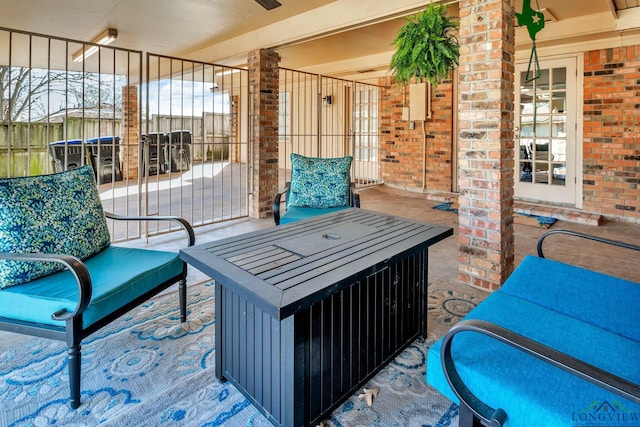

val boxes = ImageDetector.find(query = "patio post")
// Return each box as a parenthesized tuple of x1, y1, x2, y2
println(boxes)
(122, 85, 139, 180)
(457, 0, 516, 290)
(248, 48, 280, 219)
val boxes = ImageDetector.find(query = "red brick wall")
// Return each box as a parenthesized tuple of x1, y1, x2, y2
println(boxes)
(583, 45, 640, 222)
(248, 48, 280, 219)
(379, 76, 454, 192)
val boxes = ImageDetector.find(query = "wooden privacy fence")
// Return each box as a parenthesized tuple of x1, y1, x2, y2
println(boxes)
(0, 119, 122, 177)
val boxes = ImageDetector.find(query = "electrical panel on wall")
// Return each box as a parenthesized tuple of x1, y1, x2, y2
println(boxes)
(409, 83, 432, 121)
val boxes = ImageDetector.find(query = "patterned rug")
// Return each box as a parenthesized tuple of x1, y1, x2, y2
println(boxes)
(1, 281, 484, 427)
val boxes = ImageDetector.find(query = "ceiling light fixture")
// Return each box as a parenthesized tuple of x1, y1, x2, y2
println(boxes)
(72, 28, 118, 63)
(255, 0, 281, 11)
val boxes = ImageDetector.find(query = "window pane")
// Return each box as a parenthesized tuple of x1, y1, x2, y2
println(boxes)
(551, 115, 566, 137)
(551, 92, 566, 113)
(552, 67, 566, 90)
(551, 139, 566, 162)
(552, 163, 566, 186)
(278, 91, 290, 140)
(536, 69, 550, 91)
(520, 162, 532, 182)
(534, 162, 549, 184)
(535, 140, 550, 161)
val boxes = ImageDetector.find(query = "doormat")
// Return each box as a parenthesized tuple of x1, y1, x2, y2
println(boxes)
(514, 212, 557, 228)
(432, 203, 557, 229)
(432, 202, 458, 213)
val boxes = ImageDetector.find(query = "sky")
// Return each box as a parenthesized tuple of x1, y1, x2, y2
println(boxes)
(2, 68, 232, 120)
(145, 80, 231, 116)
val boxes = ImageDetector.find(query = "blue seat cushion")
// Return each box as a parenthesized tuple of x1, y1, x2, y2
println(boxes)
(279, 205, 351, 225)
(0, 246, 183, 329)
(287, 153, 352, 209)
(499, 256, 640, 342)
(427, 291, 640, 425)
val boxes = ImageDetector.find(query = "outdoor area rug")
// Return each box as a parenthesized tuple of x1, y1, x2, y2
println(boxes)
(0, 281, 484, 427)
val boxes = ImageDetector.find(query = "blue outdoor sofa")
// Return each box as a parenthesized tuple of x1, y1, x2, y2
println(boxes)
(0, 165, 195, 409)
(427, 229, 640, 426)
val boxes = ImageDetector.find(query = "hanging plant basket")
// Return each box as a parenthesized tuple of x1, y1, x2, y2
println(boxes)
(390, 4, 460, 87)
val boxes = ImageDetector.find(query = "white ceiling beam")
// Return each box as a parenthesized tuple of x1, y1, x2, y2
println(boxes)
(297, 51, 394, 76)
(608, 0, 618, 19)
(183, 0, 434, 65)
(615, 7, 640, 31)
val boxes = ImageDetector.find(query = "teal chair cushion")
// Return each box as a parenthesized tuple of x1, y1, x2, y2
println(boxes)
(0, 165, 111, 288)
(427, 256, 640, 425)
(498, 256, 640, 342)
(280, 205, 351, 225)
(0, 246, 183, 328)
(427, 292, 640, 425)
(287, 153, 352, 209)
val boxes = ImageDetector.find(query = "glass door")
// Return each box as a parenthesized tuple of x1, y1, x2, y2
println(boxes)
(352, 84, 380, 185)
(515, 57, 577, 205)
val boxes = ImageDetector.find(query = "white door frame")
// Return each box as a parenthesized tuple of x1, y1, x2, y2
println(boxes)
(514, 54, 583, 207)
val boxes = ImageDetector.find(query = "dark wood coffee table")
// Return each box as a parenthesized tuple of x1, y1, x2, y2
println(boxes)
(180, 208, 452, 426)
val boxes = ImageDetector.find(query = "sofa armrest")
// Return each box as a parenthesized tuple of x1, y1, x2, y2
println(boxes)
(440, 319, 640, 427)
(537, 229, 640, 259)
(273, 182, 291, 225)
(104, 212, 195, 247)
(0, 252, 92, 321)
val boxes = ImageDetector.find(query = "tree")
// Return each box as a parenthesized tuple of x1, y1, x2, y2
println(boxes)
(0, 66, 123, 122)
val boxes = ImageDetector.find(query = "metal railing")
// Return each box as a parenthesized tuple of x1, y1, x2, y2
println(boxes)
(278, 68, 382, 188)
(0, 27, 251, 242)
(1, 26, 381, 244)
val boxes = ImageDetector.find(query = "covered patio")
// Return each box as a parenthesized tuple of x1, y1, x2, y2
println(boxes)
(133, 184, 640, 288)
(1, 0, 638, 290)
(0, 0, 639, 424)
(1, 183, 638, 424)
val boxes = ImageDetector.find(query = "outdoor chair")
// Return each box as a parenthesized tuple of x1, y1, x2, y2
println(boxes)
(273, 153, 360, 225)
(427, 230, 640, 426)
(0, 165, 195, 409)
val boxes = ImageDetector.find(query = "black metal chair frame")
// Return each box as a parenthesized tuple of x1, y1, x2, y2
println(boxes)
(0, 213, 195, 409)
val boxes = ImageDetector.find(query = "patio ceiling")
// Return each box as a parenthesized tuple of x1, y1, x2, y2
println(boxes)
(0, 0, 638, 81)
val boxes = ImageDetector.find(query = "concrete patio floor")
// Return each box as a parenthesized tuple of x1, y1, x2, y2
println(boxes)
(146, 184, 638, 287)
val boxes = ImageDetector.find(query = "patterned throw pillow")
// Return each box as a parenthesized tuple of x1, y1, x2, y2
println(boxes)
(287, 153, 352, 209)
(0, 165, 111, 288)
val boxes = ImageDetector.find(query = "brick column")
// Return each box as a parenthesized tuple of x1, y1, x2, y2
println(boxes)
(122, 86, 139, 181)
(458, 0, 515, 290)
(248, 48, 280, 219)
(230, 95, 239, 163)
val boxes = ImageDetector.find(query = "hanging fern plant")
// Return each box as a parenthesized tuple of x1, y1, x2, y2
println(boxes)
(390, 4, 460, 87)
